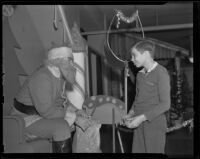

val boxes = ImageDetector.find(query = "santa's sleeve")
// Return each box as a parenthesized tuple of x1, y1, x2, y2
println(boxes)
(28, 74, 66, 119)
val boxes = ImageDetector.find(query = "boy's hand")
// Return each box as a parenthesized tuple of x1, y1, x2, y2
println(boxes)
(120, 110, 135, 125)
(125, 114, 147, 128)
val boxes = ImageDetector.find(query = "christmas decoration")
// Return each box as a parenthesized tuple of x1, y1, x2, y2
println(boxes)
(116, 10, 138, 27)
(166, 118, 193, 133)
(163, 56, 193, 130)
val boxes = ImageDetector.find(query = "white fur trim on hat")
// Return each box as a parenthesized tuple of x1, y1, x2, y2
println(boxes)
(48, 46, 73, 60)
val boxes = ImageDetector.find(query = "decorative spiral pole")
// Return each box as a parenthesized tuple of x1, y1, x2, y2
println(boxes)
(66, 23, 87, 110)
(107, 9, 144, 114)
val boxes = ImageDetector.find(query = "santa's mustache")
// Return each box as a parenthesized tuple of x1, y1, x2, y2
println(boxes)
(62, 71, 76, 82)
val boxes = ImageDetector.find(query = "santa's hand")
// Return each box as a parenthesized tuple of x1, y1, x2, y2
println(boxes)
(76, 109, 91, 118)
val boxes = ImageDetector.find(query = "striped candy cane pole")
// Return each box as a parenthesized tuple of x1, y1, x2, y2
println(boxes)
(66, 23, 87, 110)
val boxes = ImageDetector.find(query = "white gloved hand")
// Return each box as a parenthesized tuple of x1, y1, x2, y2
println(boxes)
(76, 109, 91, 119)
(65, 110, 77, 126)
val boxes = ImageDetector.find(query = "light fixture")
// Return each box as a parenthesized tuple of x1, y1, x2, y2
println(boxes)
(2, 5, 16, 17)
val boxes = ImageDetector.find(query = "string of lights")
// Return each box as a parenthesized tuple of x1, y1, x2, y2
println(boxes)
(116, 118, 193, 133)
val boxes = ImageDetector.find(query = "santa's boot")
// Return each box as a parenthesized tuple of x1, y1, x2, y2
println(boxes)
(52, 138, 72, 153)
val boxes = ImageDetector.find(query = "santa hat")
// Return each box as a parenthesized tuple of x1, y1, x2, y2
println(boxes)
(47, 46, 73, 60)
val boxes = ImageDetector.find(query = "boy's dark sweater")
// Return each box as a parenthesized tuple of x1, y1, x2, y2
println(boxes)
(132, 64, 171, 122)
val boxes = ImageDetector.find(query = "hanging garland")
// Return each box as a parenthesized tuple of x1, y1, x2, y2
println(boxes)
(168, 59, 191, 127)
(165, 58, 193, 130)
(117, 118, 193, 133)
(116, 10, 138, 27)
(166, 118, 193, 133)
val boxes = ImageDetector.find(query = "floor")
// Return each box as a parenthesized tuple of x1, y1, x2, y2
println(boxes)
(100, 124, 193, 156)
(165, 127, 193, 156)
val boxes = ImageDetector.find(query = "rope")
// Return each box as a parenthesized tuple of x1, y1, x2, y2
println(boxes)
(137, 12, 145, 38)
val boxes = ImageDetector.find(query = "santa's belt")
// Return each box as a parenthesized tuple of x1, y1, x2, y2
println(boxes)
(14, 98, 39, 115)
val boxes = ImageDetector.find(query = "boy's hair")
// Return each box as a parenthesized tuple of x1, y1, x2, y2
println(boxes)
(131, 39, 155, 58)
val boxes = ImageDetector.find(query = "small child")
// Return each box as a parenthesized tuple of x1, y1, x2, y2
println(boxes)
(122, 39, 171, 153)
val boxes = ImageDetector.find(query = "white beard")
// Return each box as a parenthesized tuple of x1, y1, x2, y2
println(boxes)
(47, 66, 60, 78)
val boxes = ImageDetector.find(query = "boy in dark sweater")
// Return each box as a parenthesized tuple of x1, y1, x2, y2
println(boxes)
(123, 39, 171, 153)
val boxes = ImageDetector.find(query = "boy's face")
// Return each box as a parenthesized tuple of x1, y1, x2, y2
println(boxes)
(131, 48, 146, 67)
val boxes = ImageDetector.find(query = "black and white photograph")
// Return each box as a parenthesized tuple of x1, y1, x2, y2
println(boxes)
(2, 3, 196, 157)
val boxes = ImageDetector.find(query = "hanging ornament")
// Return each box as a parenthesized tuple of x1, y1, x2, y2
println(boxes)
(53, 5, 58, 30)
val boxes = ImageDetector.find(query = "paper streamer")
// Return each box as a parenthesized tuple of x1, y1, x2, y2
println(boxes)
(66, 52, 85, 110)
